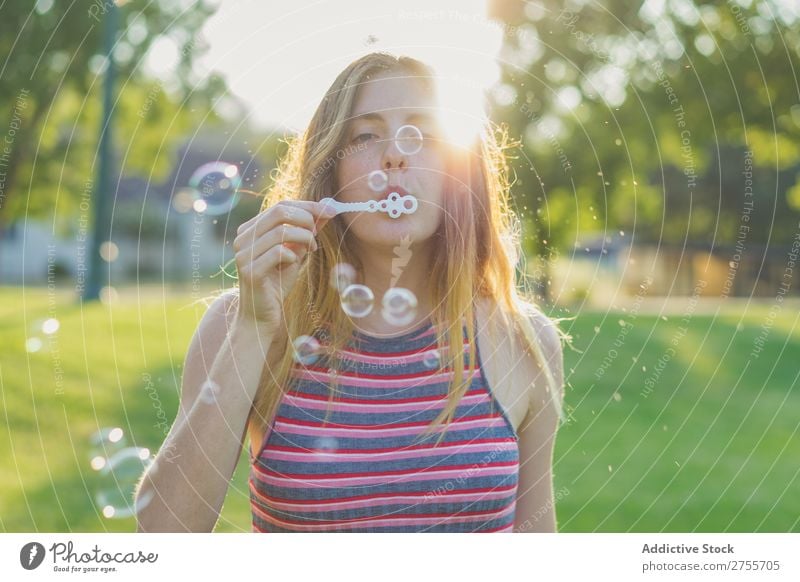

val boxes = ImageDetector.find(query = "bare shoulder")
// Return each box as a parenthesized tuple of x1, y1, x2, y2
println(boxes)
(526, 307, 564, 370)
(474, 297, 563, 367)
(518, 303, 566, 424)
(197, 289, 240, 333)
(476, 298, 565, 421)
(187, 290, 240, 355)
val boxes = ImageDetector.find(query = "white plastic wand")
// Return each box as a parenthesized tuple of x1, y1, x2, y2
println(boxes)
(319, 192, 418, 219)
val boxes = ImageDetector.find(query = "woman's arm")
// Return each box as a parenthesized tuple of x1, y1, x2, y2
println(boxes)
(134, 292, 276, 532)
(513, 310, 565, 533)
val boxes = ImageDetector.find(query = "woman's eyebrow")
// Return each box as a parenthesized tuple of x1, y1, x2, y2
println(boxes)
(350, 112, 385, 124)
(349, 112, 437, 125)
(406, 112, 437, 126)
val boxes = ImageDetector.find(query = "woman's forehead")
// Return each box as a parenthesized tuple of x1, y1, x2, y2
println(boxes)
(351, 73, 437, 119)
(349, 110, 438, 128)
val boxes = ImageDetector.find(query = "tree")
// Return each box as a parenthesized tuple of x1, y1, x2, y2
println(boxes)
(0, 0, 223, 225)
(487, 0, 800, 300)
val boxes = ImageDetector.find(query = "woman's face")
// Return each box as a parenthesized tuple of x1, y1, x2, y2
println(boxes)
(333, 71, 448, 249)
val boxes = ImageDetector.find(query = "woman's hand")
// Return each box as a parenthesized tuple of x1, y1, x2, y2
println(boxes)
(232, 200, 337, 332)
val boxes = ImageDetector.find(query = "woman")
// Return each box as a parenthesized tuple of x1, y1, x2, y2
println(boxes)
(135, 52, 566, 533)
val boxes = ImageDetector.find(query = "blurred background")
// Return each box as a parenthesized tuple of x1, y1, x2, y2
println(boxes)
(1, 0, 798, 532)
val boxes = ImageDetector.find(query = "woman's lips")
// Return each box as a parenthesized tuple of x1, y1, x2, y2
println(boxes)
(382, 185, 411, 198)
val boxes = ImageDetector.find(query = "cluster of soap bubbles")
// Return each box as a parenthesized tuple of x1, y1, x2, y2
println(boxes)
(289, 263, 421, 366)
(333, 268, 418, 326)
(173, 161, 242, 215)
(25, 318, 60, 353)
(89, 427, 154, 519)
(364, 124, 423, 192)
(288, 124, 425, 367)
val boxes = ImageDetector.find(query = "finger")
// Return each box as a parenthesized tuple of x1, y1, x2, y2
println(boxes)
(283, 241, 311, 261)
(295, 199, 339, 219)
(239, 200, 337, 237)
(235, 213, 313, 257)
(245, 225, 317, 260)
(236, 225, 317, 278)
(240, 244, 298, 285)
(312, 213, 337, 233)
(233, 200, 336, 250)
(236, 203, 314, 245)
(250, 244, 299, 276)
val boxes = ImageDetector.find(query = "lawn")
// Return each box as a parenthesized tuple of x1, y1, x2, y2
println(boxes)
(1, 286, 798, 532)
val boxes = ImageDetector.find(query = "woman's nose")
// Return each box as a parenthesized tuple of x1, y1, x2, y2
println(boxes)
(381, 138, 407, 171)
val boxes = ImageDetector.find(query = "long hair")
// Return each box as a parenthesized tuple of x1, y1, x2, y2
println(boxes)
(243, 52, 567, 446)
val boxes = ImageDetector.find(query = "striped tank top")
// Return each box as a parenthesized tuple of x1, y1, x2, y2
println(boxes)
(249, 316, 520, 532)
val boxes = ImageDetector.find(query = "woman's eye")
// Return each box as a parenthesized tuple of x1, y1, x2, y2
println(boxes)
(352, 133, 377, 144)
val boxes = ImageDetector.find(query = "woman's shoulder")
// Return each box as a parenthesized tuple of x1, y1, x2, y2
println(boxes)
(474, 297, 561, 349)
(203, 288, 240, 315)
(195, 288, 289, 349)
(475, 296, 564, 397)
(197, 288, 247, 330)
(182, 289, 237, 345)
(518, 301, 563, 356)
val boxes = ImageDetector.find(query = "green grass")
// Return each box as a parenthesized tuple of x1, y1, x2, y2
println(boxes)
(1, 287, 798, 532)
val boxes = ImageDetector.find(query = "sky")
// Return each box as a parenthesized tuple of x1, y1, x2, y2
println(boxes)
(153, 0, 507, 132)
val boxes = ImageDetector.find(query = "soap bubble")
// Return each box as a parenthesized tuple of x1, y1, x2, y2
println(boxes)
(41, 318, 60, 335)
(329, 263, 357, 294)
(187, 162, 242, 216)
(381, 287, 418, 326)
(312, 436, 339, 457)
(99, 241, 119, 262)
(382, 308, 416, 327)
(172, 188, 195, 213)
(367, 169, 389, 192)
(292, 335, 322, 365)
(25, 337, 43, 353)
(422, 350, 441, 369)
(99, 286, 118, 305)
(340, 284, 374, 318)
(89, 427, 127, 469)
(94, 447, 154, 519)
(395, 124, 424, 155)
(198, 380, 221, 405)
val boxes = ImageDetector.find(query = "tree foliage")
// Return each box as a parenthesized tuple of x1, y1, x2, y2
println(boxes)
(488, 0, 800, 265)
(0, 0, 228, 223)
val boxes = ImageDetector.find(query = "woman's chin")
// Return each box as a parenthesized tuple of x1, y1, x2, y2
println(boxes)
(351, 215, 425, 245)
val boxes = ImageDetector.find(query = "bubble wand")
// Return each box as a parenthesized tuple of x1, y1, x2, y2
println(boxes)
(236, 189, 418, 219)
(319, 192, 418, 219)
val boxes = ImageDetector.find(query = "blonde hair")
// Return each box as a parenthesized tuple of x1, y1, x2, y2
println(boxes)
(241, 52, 567, 446)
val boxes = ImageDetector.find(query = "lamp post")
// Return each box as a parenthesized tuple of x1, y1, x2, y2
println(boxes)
(83, 2, 118, 301)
